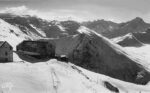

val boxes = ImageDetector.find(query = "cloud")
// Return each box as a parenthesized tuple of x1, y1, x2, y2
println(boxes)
(0, 6, 38, 16)
(42, 9, 92, 22)
(0, 5, 150, 23)
(0, 6, 87, 22)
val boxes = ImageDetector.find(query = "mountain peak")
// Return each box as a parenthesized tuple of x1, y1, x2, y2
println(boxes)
(132, 17, 145, 23)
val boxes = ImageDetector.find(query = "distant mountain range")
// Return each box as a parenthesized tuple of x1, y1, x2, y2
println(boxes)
(1, 13, 150, 40)
(83, 17, 150, 38)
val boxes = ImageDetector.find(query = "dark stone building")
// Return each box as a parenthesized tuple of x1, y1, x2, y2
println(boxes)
(16, 40, 55, 59)
(0, 41, 13, 62)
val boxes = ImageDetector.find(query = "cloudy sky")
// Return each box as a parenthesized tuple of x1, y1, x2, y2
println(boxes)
(0, 0, 150, 22)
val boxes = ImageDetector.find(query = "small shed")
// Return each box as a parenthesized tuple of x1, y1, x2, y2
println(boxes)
(0, 41, 13, 62)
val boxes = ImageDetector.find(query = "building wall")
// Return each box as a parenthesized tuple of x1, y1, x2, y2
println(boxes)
(0, 43, 13, 62)
(17, 41, 47, 53)
(46, 42, 55, 57)
(17, 41, 55, 57)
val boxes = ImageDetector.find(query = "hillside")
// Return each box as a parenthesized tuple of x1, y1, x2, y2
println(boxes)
(0, 13, 83, 50)
(39, 26, 150, 85)
(112, 33, 143, 47)
(0, 59, 150, 93)
(0, 13, 80, 38)
(0, 18, 37, 49)
(112, 28, 150, 47)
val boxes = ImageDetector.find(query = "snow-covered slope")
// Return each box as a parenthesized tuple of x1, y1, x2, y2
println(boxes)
(0, 60, 110, 93)
(0, 13, 81, 38)
(0, 59, 150, 93)
(0, 19, 29, 49)
(0, 18, 43, 50)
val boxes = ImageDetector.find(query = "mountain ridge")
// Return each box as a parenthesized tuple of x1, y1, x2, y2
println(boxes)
(83, 17, 150, 38)
(112, 28, 150, 47)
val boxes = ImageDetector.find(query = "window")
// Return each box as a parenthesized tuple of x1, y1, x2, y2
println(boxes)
(10, 46, 12, 50)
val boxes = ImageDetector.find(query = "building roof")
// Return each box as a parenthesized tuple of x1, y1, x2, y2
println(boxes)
(0, 41, 11, 48)
(0, 41, 6, 48)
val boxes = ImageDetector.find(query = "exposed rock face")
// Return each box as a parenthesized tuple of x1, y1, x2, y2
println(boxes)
(104, 81, 119, 93)
(43, 28, 150, 85)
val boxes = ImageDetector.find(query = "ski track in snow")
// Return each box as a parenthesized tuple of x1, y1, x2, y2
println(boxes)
(0, 59, 149, 93)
